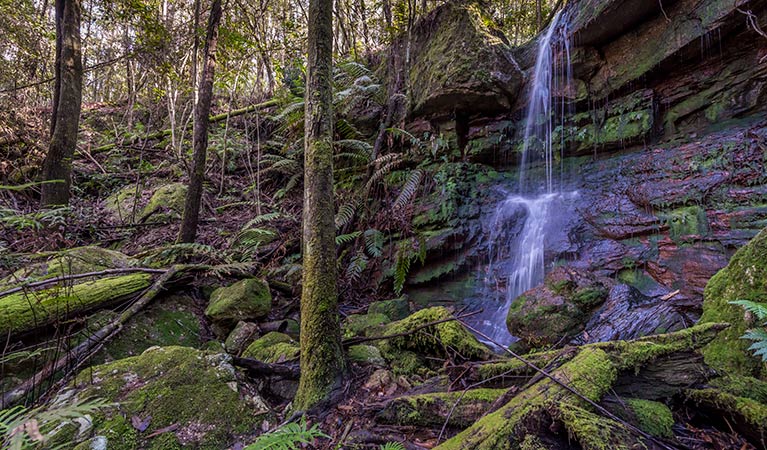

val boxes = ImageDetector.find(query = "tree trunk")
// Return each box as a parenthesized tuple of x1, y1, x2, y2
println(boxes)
(41, 0, 82, 207)
(294, 0, 346, 411)
(178, 0, 223, 243)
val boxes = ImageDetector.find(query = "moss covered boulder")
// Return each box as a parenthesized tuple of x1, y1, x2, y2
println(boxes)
(394, 1, 524, 117)
(242, 331, 299, 363)
(342, 312, 391, 338)
(700, 228, 767, 377)
(506, 267, 608, 349)
(57, 346, 267, 449)
(380, 307, 491, 361)
(368, 297, 410, 321)
(348, 344, 386, 366)
(0, 273, 153, 336)
(224, 321, 260, 355)
(139, 183, 187, 223)
(205, 278, 272, 335)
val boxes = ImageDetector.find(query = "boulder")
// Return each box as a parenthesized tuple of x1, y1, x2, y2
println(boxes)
(348, 344, 386, 366)
(368, 297, 410, 321)
(50, 346, 267, 449)
(241, 331, 299, 363)
(700, 227, 767, 377)
(205, 278, 272, 335)
(140, 182, 187, 223)
(224, 321, 260, 355)
(506, 267, 609, 349)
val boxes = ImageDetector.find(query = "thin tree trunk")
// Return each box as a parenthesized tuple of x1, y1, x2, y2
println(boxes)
(536, 0, 542, 31)
(294, 0, 346, 411)
(178, 0, 223, 243)
(41, 0, 82, 207)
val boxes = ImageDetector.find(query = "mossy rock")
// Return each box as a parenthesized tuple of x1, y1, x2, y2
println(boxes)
(242, 331, 299, 363)
(1, 246, 138, 288)
(342, 312, 391, 338)
(348, 344, 386, 366)
(377, 388, 507, 428)
(224, 321, 260, 355)
(506, 267, 608, 349)
(98, 294, 203, 361)
(368, 297, 410, 321)
(380, 306, 491, 361)
(140, 183, 187, 223)
(56, 346, 267, 449)
(105, 184, 142, 223)
(700, 227, 767, 377)
(205, 278, 272, 335)
(0, 273, 153, 336)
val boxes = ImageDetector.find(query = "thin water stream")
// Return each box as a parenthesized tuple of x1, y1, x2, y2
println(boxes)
(470, 10, 577, 348)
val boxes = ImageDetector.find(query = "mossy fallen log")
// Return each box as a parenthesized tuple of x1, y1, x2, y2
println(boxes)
(0, 273, 153, 336)
(435, 322, 728, 449)
(376, 387, 508, 428)
(684, 388, 767, 448)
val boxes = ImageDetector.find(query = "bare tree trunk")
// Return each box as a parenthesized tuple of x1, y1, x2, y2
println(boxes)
(294, 0, 346, 411)
(536, 0, 542, 31)
(178, 0, 223, 243)
(41, 0, 82, 207)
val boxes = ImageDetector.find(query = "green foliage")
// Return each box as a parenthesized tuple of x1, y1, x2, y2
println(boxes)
(0, 207, 70, 231)
(336, 231, 362, 246)
(364, 229, 384, 258)
(380, 443, 406, 450)
(731, 300, 767, 361)
(244, 417, 328, 449)
(139, 242, 232, 266)
(393, 169, 423, 209)
(1, 398, 109, 450)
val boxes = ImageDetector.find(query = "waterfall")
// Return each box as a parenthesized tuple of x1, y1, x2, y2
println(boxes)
(470, 10, 576, 348)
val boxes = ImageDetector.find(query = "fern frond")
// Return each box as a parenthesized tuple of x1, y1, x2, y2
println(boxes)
(241, 212, 282, 231)
(275, 173, 302, 199)
(364, 229, 384, 258)
(335, 119, 361, 140)
(730, 300, 767, 321)
(244, 417, 328, 450)
(345, 252, 369, 282)
(386, 127, 420, 146)
(336, 231, 362, 246)
(335, 202, 357, 229)
(380, 443, 407, 450)
(393, 169, 423, 209)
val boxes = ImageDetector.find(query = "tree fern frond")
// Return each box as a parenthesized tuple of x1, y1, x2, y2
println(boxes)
(393, 169, 423, 209)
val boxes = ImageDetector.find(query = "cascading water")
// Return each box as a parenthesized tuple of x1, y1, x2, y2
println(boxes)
(470, 10, 578, 347)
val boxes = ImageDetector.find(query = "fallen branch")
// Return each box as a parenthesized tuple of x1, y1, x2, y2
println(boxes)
(232, 356, 300, 379)
(1, 266, 183, 408)
(89, 99, 278, 154)
(454, 321, 679, 450)
(0, 267, 167, 298)
(341, 309, 482, 347)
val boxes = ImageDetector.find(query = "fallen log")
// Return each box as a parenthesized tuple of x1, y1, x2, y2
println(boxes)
(434, 322, 729, 449)
(1, 266, 182, 407)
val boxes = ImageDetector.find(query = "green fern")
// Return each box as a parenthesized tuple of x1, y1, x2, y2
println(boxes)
(1, 398, 109, 450)
(393, 169, 423, 209)
(345, 252, 369, 283)
(335, 201, 357, 229)
(244, 417, 328, 450)
(364, 229, 384, 258)
(140, 242, 232, 266)
(380, 443, 406, 450)
(731, 300, 767, 361)
(393, 241, 413, 296)
(336, 231, 362, 246)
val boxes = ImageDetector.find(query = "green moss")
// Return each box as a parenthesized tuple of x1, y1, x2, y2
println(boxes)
(99, 295, 202, 361)
(623, 398, 674, 438)
(571, 287, 608, 309)
(140, 183, 187, 222)
(686, 388, 767, 438)
(709, 376, 767, 403)
(105, 184, 141, 222)
(0, 273, 153, 336)
(381, 307, 491, 360)
(377, 387, 507, 428)
(700, 228, 767, 377)
(368, 297, 410, 321)
(67, 346, 263, 448)
(242, 331, 299, 363)
(348, 344, 386, 365)
(659, 206, 709, 240)
(342, 312, 391, 338)
(1, 246, 137, 288)
(386, 349, 428, 376)
(205, 278, 272, 333)
(558, 404, 640, 450)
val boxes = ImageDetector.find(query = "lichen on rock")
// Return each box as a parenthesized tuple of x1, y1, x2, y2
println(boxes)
(205, 278, 272, 335)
